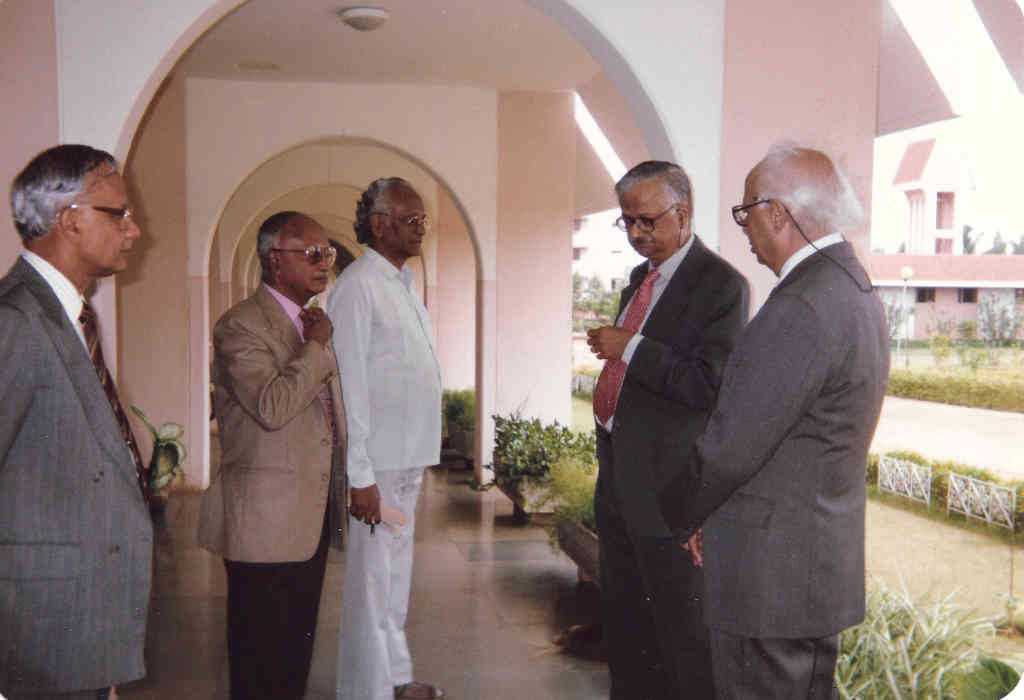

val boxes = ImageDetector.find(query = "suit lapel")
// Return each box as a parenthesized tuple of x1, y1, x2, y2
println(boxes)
(253, 285, 303, 358)
(13, 260, 140, 491)
(641, 237, 709, 335)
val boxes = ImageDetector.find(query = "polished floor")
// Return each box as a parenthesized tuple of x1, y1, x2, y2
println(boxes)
(118, 457, 609, 699)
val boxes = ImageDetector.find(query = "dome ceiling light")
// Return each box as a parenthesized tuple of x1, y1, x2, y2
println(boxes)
(336, 7, 390, 32)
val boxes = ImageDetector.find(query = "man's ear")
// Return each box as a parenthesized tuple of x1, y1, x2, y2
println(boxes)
(369, 212, 387, 243)
(54, 207, 81, 245)
(769, 200, 788, 232)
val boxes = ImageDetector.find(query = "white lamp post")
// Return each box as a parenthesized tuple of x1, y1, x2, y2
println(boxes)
(900, 265, 914, 368)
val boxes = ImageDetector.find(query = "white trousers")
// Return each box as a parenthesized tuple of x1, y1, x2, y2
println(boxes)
(337, 467, 424, 700)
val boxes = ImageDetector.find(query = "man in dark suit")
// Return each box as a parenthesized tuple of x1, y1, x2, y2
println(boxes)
(198, 211, 347, 700)
(660, 145, 889, 699)
(586, 160, 749, 699)
(1, 145, 153, 699)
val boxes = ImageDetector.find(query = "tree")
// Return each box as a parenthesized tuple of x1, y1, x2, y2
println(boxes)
(962, 225, 979, 254)
(1009, 235, 1024, 255)
(882, 296, 910, 342)
(984, 232, 1007, 255)
(977, 293, 1022, 345)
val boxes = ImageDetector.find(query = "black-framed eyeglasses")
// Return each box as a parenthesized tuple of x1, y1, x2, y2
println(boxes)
(67, 203, 135, 227)
(372, 211, 431, 231)
(270, 245, 338, 265)
(614, 205, 679, 233)
(731, 199, 772, 227)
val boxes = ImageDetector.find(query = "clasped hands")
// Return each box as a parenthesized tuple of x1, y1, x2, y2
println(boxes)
(586, 325, 634, 361)
(681, 529, 703, 567)
(299, 307, 332, 347)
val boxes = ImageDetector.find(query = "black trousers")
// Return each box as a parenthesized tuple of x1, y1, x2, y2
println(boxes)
(596, 431, 713, 700)
(7, 689, 110, 699)
(708, 629, 839, 700)
(224, 517, 330, 700)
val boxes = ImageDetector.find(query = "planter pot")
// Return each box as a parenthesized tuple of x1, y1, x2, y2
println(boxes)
(555, 516, 599, 585)
(495, 477, 554, 521)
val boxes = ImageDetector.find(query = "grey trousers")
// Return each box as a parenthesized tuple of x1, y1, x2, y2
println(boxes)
(709, 629, 839, 700)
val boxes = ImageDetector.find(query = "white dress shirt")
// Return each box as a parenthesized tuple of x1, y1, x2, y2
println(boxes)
(776, 232, 844, 284)
(596, 233, 696, 431)
(21, 251, 87, 349)
(327, 248, 442, 489)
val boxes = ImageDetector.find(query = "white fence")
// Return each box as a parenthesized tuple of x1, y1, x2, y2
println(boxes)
(878, 455, 932, 507)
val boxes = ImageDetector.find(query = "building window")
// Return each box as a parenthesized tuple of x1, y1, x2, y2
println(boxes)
(1016, 289, 1024, 303)
(936, 192, 954, 230)
(934, 238, 953, 254)
(572, 247, 584, 261)
(958, 288, 977, 303)
(916, 288, 935, 303)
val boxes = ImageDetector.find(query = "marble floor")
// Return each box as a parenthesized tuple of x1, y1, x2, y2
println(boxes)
(117, 458, 609, 699)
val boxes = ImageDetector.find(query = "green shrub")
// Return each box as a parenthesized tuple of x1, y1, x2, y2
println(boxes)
(546, 452, 597, 532)
(492, 413, 595, 491)
(887, 369, 1024, 413)
(835, 581, 995, 699)
(930, 334, 952, 367)
(442, 389, 475, 433)
(957, 657, 1021, 700)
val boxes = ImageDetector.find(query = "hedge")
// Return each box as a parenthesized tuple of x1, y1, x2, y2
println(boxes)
(887, 369, 1024, 413)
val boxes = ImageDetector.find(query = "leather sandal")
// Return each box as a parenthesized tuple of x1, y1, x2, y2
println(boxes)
(394, 681, 445, 699)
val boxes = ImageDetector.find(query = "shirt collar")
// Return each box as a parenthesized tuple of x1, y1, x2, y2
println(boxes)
(262, 282, 304, 335)
(647, 231, 696, 280)
(21, 250, 83, 325)
(364, 247, 414, 288)
(777, 232, 844, 284)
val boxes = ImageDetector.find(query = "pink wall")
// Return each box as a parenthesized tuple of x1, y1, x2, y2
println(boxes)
(120, 77, 191, 468)
(496, 92, 574, 424)
(914, 288, 979, 339)
(719, 0, 881, 311)
(0, 0, 59, 269)
(436, 187, 477, 390)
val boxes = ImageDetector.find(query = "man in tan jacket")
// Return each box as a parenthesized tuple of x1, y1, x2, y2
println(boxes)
(198, 211, 347, 700)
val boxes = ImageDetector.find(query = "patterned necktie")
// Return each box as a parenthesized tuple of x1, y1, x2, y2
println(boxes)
(79, 300, 148, 498)
(593, 268, 661, 425)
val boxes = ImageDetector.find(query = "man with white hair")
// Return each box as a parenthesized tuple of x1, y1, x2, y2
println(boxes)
(659, 145, 889, 699)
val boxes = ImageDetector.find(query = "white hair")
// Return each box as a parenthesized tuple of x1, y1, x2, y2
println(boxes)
(755, 142, 863, 233)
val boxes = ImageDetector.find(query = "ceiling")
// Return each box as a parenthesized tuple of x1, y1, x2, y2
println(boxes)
(175, 0, 601, 91)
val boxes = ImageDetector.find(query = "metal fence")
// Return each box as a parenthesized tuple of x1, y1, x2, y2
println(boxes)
(572, 374, 597, 395)
(947, 472, 1017, 530)
(878, 455, 933, 507)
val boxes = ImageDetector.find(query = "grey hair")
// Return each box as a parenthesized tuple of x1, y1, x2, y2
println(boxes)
(353, 177, 412, 245)
(10, 144, 118, 243)
(754, 142, 863, 233)
(257, 210, 301, 273)
(615, 160, 693, 213)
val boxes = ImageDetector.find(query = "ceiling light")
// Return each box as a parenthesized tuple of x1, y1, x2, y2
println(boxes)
(336, 7, 390, 31)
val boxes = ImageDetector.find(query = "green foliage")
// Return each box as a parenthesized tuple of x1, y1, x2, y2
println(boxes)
(876, 449, 1024, 531)
(887, 368, 1024, 413)
(957, 657, 1021, 699)
(977, 295, 1023, 346)
(835, 581, 996, 699)
(960, 320, 978, 341)
(545, 452, 597, 532)
(130, 405, 187, 493)
(492, 413, 595, 491)
(929, 334, 952, 367)
(572, 273, 620, 331)
(442, 389, 476, 433)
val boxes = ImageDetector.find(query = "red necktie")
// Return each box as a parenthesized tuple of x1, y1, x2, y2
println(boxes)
(79, 300, 148, 498)
(593, 268, 660, 425)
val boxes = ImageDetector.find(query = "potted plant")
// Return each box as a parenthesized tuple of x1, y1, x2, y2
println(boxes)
(131, 405, 187, 515)
(442, 389, 476, 461)
(546, 453, 599, 583)
(491, 412, 594, 519)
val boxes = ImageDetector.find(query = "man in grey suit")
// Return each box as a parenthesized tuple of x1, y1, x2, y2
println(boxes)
(660, 145, 889, 699)
(586, 161, 748, 699)
(1, 145, 153, 699)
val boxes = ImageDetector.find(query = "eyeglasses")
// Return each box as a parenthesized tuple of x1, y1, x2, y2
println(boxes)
(373, 211, 431, 231)
(614, 205, 679, 233)
(67, 203, 135, 228)
(731, 199, 772, 227)
(270, 245, 338, 265)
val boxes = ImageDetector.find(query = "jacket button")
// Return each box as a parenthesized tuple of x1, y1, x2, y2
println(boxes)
(321, 438, 330, 446)
(109, 545, 121, 554)
(92, 471, 104, 483)
(321, 473, 329, 482)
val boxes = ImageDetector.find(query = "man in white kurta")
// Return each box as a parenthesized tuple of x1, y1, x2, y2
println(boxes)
(327, 177, 444, 700)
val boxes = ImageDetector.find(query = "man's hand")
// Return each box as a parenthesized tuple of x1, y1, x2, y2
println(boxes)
(300, 307, 332, 347)
(681, 528, 703, 567)
(349, 484, 382, 525)
(586, 325, 634, 360)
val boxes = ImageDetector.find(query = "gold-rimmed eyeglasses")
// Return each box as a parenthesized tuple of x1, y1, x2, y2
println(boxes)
(269, 245, 338, 266)
(372, 211, 431, 231)
(67, 203, 135, 228)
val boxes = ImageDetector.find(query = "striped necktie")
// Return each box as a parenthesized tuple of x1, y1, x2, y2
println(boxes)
(79, 300, 148, 499)
(593, 268, 660, 425)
